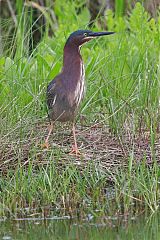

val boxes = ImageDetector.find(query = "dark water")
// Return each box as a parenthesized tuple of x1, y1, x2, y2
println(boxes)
(0, 214, 160, 240)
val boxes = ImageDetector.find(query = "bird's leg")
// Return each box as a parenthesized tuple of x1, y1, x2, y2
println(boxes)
(42, 122, 54, 148)
(69, 123, 81, 156)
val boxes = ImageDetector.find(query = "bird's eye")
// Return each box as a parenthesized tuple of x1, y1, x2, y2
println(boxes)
(84, 33, 88, 37)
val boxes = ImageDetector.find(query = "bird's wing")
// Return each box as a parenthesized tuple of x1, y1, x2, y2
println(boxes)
(47, 75, 74, 112)
(46, 79, 57, 109)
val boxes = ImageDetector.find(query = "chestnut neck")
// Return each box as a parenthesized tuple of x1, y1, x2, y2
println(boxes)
(63, 43, 83, 72)
(60, 42, 84, 91)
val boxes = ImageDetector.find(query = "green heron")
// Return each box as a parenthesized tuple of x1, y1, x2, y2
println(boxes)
(44, 30, 114, 155)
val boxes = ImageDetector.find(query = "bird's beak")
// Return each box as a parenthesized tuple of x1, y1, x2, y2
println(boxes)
(81, 31, 115, 44)
(88, 31, 115, 37)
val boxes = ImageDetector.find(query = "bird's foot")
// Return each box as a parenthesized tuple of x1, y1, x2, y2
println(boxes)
(69, 145, 81, 156)
(41, 141, 50, 149)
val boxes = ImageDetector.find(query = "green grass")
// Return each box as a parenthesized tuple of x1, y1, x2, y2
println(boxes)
(0, 1, 160, 218)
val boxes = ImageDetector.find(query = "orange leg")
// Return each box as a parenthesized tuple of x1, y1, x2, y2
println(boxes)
(69, 123, 81, 156)
(42, 122, 54, 148)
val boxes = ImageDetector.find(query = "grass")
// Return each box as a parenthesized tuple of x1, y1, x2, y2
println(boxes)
(0, 1, 160, 218)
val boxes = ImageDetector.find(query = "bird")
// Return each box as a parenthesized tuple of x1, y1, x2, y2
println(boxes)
(44, 29, 115, 155)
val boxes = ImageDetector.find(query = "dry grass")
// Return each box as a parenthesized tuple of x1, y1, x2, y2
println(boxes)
(1, 117, 159, 174)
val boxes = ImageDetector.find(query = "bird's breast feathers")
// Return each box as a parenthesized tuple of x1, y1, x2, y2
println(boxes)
(71, 62, 85, 107)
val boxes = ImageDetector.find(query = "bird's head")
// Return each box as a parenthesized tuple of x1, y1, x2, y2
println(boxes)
(66, 30, 115, 47)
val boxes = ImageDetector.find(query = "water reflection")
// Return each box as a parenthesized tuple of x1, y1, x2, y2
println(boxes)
(0, 213, 160, 240)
